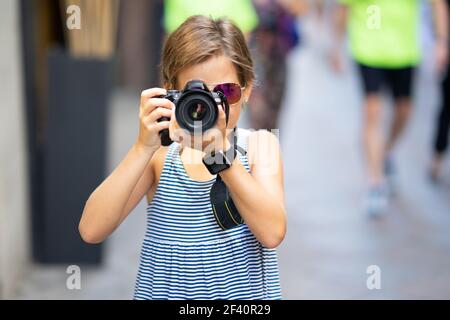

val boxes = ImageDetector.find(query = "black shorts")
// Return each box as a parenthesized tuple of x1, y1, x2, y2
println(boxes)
(356, 63, 416, 99)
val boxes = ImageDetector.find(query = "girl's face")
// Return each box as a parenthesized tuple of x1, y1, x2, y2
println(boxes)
(176, 55, 252, 131)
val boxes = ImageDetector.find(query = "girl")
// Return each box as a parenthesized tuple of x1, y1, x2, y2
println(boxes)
(79, 15, 286, 300)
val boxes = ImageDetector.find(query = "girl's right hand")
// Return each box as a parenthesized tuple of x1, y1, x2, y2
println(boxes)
(137, 88, 174, 150)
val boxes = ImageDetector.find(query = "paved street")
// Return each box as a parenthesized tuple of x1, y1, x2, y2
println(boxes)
(277, 17, 450, 299)
(16, 17, 450, 300)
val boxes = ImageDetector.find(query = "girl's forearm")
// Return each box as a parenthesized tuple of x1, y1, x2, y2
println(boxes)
(79, 142, 158, 243)
(219, 159, 286, 249)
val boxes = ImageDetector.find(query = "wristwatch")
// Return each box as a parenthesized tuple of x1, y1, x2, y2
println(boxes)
(202, 146, 237, 175)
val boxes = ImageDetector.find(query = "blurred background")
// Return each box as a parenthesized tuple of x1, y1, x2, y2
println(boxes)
(1, 0, 450, 299)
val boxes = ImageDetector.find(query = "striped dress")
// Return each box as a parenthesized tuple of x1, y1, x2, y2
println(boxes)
(134, 128, 282, 300)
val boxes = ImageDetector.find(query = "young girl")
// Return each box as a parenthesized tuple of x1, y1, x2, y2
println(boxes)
(79, 15, 286, 300)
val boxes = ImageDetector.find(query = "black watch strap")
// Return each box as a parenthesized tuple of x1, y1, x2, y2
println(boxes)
(202, 128, 247, 175)
(203, 145, 236, 175)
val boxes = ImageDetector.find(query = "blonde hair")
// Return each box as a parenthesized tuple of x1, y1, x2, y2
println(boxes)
(161, 15, 255, 89)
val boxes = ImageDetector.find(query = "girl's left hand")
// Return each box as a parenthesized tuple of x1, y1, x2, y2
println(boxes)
(202, 103, 231, 154)
(169, 103, 230, 153)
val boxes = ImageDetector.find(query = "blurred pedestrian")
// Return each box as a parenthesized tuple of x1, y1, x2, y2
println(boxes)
(163, 0, 259, 36)
(248, 0, 305, 131)
(331, 0, 448, 216)
(430, 0, 450, 183)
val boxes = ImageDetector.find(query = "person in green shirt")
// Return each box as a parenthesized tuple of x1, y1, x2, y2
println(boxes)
(332, 0, 449, 217)
(163, 0, 259, 35)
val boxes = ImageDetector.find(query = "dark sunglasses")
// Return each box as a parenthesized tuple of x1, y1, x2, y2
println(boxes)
(210, 83, 245, 105)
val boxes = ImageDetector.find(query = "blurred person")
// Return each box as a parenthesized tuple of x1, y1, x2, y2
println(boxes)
(331, 0, 448, 217)
(79, 16, 286, 300)
(248, 0, 305, 130)
(163, 0, 259, 35)
(430, 0, 450, 183)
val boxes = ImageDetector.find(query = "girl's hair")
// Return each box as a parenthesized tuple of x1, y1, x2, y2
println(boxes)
(161, 15, 255, 89)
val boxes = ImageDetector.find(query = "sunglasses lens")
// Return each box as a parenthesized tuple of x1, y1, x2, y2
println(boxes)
(214, 83, 242, 104)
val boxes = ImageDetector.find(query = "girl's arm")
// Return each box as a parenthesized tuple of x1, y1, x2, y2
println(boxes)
(79, 88, 173, 244)
(219, 130, 287, 249)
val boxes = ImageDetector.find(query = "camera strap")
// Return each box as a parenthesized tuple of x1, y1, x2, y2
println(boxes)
(210, 127, 247, 231)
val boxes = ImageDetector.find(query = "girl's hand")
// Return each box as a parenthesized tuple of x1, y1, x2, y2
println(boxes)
(202, 103, 230, 154)
(169, 103, 230, 153)
(137, 88, 174, 151)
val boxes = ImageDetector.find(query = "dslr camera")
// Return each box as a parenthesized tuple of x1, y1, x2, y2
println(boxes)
(158, 80, 230, 146)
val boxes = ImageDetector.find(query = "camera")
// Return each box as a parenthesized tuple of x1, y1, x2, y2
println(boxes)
(157, 80, 230, 146)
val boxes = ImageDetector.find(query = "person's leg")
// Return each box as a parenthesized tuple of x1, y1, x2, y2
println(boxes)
(385, 67, 415, 154)
(248, 44, 287, 131)
(247, 49, 269, 130)
(358, 64, 385, 186)
(386, 97, 413, 153)
(357, 63, 388, 216)
(431, 70, 450, 180)
(267, 55, 287, 130)
(364, 93, 385, 186)
(380, 67, 415, 196)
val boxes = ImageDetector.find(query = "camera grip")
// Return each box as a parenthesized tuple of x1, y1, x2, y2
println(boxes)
(154, 93, 173, 146)
(157, 116, 172, 146)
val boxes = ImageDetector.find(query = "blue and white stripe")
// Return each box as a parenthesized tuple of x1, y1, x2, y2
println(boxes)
(134, 128, 282, 300)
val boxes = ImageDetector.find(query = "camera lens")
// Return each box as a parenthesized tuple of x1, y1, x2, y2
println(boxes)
(175, 92, 218, 133)
(187, 100, 207, 121)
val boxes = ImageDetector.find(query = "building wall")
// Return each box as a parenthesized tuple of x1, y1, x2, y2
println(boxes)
(0, 0, 30, 299)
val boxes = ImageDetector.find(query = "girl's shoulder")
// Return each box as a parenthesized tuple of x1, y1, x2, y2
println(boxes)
(246, 129, 281, 169)
(240, 128, 279, 147)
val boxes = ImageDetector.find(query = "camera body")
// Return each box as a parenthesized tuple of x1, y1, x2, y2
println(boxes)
(158, 80, 230, 146)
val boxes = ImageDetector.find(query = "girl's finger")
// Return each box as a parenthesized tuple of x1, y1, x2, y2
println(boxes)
(140, 88, 166, 104)
(145, 107, 173, 125)
(154, 120, 170, 132)
(142, 98, 174, 117)
(217, 104, 227, 128)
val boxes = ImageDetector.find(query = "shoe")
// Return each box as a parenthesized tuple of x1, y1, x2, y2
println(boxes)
(384, 156, 397, 197)
(365, 185, 388, 218)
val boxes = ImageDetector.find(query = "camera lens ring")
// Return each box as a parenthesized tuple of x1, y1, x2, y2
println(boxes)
(175, 90, 218, 133)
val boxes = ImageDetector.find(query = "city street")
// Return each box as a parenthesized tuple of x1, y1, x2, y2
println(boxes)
(16, 17, 450, 299)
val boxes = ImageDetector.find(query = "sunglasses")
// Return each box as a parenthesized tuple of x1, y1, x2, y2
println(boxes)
(209, 83, 245, 105)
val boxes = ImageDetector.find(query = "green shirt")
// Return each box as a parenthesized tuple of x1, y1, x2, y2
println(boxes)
(164, 0, 259, 34)
(339, 0, 426, 68)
